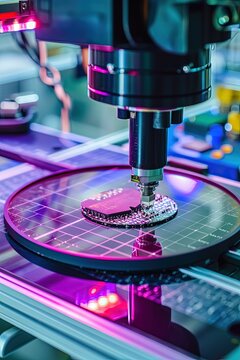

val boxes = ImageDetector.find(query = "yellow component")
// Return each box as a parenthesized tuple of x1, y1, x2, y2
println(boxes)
(216, 86, 240, 107)
(233, 89, 240, 103)
(221, 144, 233, 154)
(131, 175, 140, 183)
(210, 150, 224, 160)
(216, 87, 234, 107)
(228, 112, 240, 134)
(234, 91, 240, 104)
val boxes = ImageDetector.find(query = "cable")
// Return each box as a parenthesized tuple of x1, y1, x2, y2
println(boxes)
(12, 32, 40, 65)
(12, 32, 71, 133)
(38, 41, 71, 133)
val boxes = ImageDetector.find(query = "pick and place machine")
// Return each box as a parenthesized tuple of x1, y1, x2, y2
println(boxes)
(1, 1, 240, 359)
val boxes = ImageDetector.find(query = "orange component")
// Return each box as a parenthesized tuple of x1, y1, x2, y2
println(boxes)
(210, 150, 224, 159)
(221, 144, 233, 154)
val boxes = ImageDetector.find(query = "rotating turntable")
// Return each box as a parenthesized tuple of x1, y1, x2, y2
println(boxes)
(4, 165, 240, 274)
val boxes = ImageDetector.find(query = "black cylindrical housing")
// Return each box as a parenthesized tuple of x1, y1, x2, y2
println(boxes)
(89, 46, 211, 110)
(129, 112, 167, 170)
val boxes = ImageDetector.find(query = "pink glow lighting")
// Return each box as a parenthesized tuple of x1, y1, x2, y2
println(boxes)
(89, 287, 97, 295)
(91, 45, 114, 52)
(166, 174, 198, 195)
(87, 301, 99, 311)
(92, 65, 109, 74)
(13, 22, 21, 31)
(128, 70, 139, 76)
(88, 86, 109, 97)
(0, 17, 37, 33)
(26, 19, 37, 30)
(98, 296, 109, 307)
(108, 293, 119, 304)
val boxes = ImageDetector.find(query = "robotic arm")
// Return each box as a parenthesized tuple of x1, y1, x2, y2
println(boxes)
(1, 0, 239, 205)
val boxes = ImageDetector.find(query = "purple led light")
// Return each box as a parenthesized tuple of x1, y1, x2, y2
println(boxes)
(88, 86, 109, 97)
(128, 70, 139, 76)
(91, 65, 109, 74)
(0, 18, 37, 33)
(90, 45, 114, 52)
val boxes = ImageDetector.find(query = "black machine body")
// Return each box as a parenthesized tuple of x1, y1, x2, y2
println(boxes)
(33, 0, 240, 194)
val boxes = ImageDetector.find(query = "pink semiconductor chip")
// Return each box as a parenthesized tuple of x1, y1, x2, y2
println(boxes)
(81, 188, 141, 219)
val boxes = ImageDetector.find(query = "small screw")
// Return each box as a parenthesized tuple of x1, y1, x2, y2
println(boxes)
(20, 1, 30, 15)
(183, 65, 190, 73)
(107, 63, 115, 74)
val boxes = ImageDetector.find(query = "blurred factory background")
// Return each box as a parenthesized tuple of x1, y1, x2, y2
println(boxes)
(0, 32, 126, 138)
